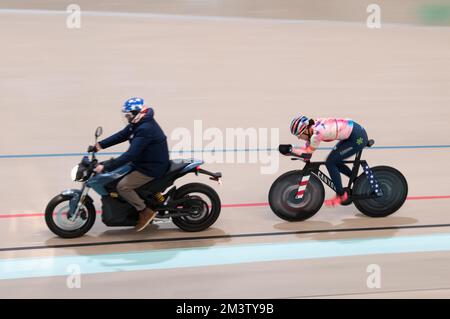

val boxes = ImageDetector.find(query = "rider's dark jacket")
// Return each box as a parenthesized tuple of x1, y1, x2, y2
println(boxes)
(98, 108, 170, 178)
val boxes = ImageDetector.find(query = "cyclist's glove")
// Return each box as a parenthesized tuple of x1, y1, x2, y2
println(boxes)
(279, 144, 293, 155)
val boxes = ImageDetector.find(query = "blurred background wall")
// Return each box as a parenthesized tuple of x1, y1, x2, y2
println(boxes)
(1, 0, 450, 26)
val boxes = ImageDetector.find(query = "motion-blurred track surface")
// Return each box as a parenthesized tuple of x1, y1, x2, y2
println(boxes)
(0, 1, 450, 298)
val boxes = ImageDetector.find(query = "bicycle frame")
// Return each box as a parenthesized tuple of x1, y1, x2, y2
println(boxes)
(294, 148, 384, 200)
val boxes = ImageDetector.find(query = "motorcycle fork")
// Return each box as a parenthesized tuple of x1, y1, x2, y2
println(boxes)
(68, 184, 90, 221)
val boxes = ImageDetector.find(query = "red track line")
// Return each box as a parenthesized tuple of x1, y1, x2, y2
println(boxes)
(221, 202, 269, 208)
(406, 195, 450, 201)
(1, 195, 450, 219)
(0, 213, 44, 219)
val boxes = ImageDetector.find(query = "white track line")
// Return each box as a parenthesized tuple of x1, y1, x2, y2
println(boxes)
(0, 8, 449, 29)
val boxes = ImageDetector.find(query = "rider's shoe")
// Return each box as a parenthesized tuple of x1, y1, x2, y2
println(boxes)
(324, 191, 349, 208)
(135, 207, 157, 232)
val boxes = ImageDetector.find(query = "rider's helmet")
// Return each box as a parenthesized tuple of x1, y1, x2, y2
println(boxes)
(122, 97, 145, 123)
(290, 115, 310, 136)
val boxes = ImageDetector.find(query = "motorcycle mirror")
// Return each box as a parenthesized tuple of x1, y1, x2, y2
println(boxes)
(95, 127, 103, 138)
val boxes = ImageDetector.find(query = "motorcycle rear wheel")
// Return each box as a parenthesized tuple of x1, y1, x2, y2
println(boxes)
(172, 183, 221, 232)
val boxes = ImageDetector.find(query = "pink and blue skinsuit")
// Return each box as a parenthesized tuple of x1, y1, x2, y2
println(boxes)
(300, 118, 368, 196)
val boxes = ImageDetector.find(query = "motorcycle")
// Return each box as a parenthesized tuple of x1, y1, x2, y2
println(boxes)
(45, 127, 223, 238)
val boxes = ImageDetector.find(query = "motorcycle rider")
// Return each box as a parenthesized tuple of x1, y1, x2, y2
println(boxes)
(286, 116, 368, 207)
(91, 97, 170, 231)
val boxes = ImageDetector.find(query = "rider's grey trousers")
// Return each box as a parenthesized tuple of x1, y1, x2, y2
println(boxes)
(116, 170, 154, 212)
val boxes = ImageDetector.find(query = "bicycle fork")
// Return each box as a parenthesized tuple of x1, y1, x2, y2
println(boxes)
(295, 161, 316, 200)
(295, 174, 310, 200)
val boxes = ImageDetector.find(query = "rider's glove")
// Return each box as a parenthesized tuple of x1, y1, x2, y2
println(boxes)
(87, 145, 98, 153)
(94, 164, 104, 174)
(279, 144, 293, 155)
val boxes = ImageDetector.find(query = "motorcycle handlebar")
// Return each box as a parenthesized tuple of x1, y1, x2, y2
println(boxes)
(87, 145, 98, 153)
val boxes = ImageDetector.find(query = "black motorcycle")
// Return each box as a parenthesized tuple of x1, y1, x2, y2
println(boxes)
(45, 127, 223, 238)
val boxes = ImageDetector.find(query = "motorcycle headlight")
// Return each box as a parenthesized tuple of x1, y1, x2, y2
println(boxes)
(71, 165, 80, 181)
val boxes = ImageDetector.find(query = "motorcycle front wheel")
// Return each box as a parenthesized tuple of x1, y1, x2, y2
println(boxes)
(45, 194, 96, 238)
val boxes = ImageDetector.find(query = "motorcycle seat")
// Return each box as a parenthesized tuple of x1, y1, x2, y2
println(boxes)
(136, 159, 203, 195)
(165, 159, 203, 175)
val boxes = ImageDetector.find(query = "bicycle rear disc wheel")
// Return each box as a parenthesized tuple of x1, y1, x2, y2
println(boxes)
(353, 166, 408, 217)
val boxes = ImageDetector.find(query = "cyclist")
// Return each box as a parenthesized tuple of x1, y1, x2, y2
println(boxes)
(287, 116, 368, 207)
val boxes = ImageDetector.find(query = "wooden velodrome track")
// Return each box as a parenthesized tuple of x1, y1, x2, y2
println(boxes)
(0, 1, 450, 298)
